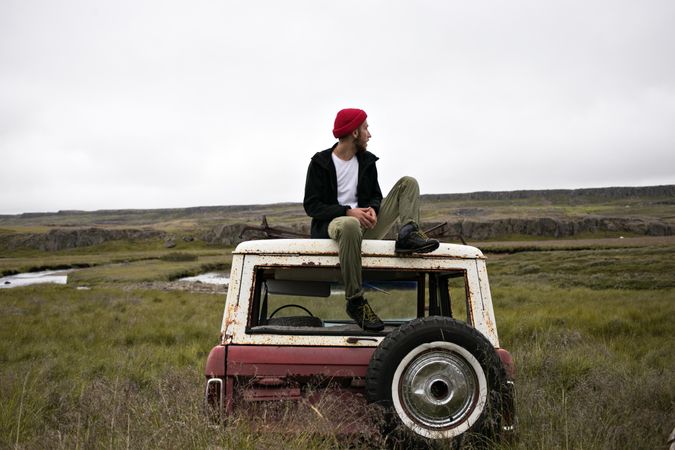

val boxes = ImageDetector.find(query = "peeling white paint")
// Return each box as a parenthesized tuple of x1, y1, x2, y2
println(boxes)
(222, 239, 501, 348)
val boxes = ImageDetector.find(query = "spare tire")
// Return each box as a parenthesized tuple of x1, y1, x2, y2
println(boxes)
(365, 316, 507, 443)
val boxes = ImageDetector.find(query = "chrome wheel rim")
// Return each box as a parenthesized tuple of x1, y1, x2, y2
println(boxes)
(392, 341, 487, 439)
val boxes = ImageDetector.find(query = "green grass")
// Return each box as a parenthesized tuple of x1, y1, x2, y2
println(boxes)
(1, 243, 674, 449)
(494, 286, 674, 449)
(1, 244, 232, 282)
(0, 286, 337, 450)
(487, 244, 675, 290)
(0, 286, 216, 448)
(68, 254, 230, 284)
(487, 247, 675, 450)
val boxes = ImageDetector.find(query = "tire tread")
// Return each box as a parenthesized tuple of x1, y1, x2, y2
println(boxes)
(365, 316, 509, 443)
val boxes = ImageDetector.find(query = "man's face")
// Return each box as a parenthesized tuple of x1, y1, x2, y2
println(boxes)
(354, 120, 371, 153)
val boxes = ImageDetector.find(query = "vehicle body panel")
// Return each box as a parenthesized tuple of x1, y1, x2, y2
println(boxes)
(205, 238, 515, 438)
(220, 239, 499, 348)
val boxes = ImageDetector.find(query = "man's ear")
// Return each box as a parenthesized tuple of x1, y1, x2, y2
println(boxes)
(352, 129, 359, 139)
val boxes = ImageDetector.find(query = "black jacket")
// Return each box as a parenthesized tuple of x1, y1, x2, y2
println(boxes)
(303, 145, 383, 238)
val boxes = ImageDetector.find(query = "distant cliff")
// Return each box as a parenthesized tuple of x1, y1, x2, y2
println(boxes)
(0, 185, 672, 251)
(421, 185, 675, 202)
(0, 228, 165, 251)
(198, 216, 672, 246)
(439, 216, 672, 240)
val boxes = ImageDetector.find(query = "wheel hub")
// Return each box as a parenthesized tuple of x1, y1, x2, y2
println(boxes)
(400, 349, 479, 429)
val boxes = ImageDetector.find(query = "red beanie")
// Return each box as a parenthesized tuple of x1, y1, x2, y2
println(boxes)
(332, 108, 367, 138)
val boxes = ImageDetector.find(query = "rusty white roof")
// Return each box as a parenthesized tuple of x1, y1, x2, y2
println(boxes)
(233, 239, 484, 259)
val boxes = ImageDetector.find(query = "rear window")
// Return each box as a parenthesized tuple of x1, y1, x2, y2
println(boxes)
(246, 266, 470, 335)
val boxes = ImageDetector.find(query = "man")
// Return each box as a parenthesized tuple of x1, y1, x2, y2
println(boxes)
(303, 108, 439, 331)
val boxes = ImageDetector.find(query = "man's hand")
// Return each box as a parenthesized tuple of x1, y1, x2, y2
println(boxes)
(346, 207, 378, 229)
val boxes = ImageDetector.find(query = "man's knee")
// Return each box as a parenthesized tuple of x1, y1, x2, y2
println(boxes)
(340, 217, 362, 238)
(399, 175, 418, 187)
(398, 176, 419, 193)
(329, 216, 362, 240)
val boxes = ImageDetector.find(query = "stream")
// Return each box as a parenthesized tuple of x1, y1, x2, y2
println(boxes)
(178, 272, 230, 286)
(1, 269, 230, 289)
(1, 270, 72, 289)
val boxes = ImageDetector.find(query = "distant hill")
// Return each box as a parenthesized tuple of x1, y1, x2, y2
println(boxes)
(422, 185, 675, 202)
(0, 185, 673, 250)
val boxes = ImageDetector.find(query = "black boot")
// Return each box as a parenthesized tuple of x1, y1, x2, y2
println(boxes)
(395, 222, 440, 254)
(346, 296, 384, 331)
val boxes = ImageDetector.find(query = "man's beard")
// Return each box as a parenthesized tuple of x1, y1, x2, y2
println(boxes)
(355, 133, 368, 154)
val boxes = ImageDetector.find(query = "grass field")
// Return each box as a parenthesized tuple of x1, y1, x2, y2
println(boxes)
(1, 239, 674, 449)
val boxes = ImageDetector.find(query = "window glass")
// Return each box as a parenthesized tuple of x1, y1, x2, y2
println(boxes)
(447, 275, 469, 323)
(249, 266, 467, 331)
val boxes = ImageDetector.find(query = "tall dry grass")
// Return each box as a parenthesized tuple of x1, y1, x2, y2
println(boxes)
(1, 243, 674, 449)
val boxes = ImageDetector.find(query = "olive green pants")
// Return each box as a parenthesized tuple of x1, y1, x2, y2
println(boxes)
(328, 176, 420, 299)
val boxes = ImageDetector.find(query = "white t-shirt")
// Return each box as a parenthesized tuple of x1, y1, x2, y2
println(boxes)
(331, 152, 359, 209)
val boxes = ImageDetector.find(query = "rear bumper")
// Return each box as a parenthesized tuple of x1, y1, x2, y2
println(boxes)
(496, 348, 517, 434)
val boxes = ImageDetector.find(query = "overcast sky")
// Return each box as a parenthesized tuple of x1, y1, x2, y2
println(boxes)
(1, 0, 674, 215)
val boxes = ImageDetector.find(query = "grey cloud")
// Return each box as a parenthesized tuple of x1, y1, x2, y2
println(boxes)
(1, 0, 674, 214)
